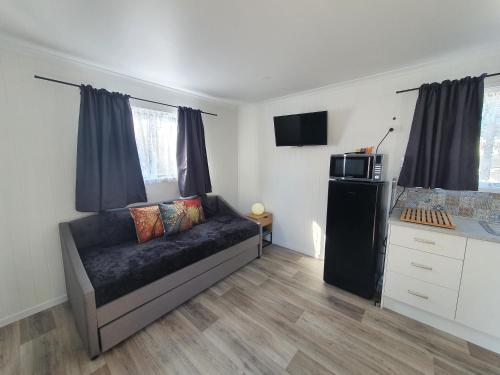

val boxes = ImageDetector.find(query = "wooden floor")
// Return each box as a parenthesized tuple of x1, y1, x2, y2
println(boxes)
(2, 245, 500, 375)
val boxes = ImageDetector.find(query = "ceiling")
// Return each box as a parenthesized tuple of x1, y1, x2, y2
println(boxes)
(1, 0, 500, 101)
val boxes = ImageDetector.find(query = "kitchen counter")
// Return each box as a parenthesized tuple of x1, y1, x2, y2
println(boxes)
(389, 208, 500, 244)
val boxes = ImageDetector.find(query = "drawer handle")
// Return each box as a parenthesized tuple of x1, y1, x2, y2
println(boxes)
(413, 237, 435, 245)
(411, 262, 433, 271)
(407, 290, 429, 300)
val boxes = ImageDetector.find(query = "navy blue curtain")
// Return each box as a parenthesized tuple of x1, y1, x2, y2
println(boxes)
(76, 85, 146, 212)
(176, 107, 212, 198)
(398, 75, 486, 191)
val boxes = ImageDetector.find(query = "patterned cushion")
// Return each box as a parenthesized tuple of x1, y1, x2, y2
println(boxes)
(158, 202, 193, 236)
(129, 206, 165, 243)
(175, 197, 206, 225)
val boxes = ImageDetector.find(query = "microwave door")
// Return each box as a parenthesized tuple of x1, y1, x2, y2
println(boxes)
(344, 156, 370, 179)
(330, 156, 346, 178)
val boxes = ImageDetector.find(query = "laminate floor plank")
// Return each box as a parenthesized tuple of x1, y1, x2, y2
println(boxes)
(159, 310, 243, 375)
(122, 321, 201, 375)
(270, 280, 434, 375)
(363, 309, 499, 375)
(226, 273, 305, 323)
(364, 306, 470, 354)
(252, 256, 299, 279)
(261, 273, 365, 323)
(102, 338, 160, 375)
(89, 366, 111, 375)
(433, 357, 475, 375)
(286, 350, 336, 375)
(262, 245, 303, 262)
(208, 277, 234, 296)
(297, 311, 427, 375)
(223, 286, 392, 374)
(235, 265, 269, 286)
(0, 321, 20, 375)
(253, 262, 368, 315)
(292, 270, 369, 309)
(201, 297, 291, 375)
(468, 342, 500, 369)
(295, 255, 325, 277)
(198, 290, 298, 371)
(2, 244, 498, 375)
(223, 281, 425, 375)
(51, 303, 106, 375)
(19, 310, 56, 345)
(177, 300, 219, 332)
(258, 251, 323, 280)
(263, 247, 323, 280)
(19, 329, 77, 375)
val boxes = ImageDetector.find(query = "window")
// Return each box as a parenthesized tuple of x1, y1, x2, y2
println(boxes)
(479, 86, 500, 190)
(132, 106, 177, 183)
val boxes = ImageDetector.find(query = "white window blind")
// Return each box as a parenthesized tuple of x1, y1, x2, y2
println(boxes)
(132, 106, 178, 183)
(479, 86, 500, 190)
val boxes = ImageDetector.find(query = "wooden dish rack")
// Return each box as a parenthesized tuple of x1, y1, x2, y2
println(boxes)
(400, 207, 456, 229)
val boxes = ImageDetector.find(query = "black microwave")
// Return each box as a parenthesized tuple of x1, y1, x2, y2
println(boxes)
(329, 154, 383, 181)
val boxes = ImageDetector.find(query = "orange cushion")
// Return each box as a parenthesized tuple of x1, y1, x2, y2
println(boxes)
(175, 197, 205, 225)
(129, 205, 165, 243)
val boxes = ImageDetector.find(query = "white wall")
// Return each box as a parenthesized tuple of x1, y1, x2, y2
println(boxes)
(0, 40, 239, 326)
(238, 46, 500, 258)
(237, 104, 261, 211)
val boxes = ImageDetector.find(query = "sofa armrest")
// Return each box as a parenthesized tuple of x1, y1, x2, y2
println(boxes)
(216, 196, 263, 257)
(59, 223, 100, 358)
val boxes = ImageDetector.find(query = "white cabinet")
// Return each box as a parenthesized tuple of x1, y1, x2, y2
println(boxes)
(384, 224, 500, 354)
(384, 225, 465, 319)
(455, 239, 500, 338)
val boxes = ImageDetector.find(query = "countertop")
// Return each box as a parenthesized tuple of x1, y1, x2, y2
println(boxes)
(389, 208, 500, 244)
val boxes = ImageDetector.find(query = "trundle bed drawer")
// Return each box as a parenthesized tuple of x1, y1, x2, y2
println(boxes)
(99, 247, 258, 351)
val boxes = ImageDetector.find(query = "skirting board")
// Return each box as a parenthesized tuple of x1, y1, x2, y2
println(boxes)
(383, 297, 500, 354)
(0, 294, 67, 328)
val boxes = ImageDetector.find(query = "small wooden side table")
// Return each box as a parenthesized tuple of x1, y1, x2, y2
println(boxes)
(248, 212, 273, 248)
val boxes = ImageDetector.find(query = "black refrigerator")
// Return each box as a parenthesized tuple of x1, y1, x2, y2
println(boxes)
(323, 180, 386, 299)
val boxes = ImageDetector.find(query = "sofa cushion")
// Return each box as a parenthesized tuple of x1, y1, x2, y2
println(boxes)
(78, 214, 259, 307)
(70, 209, 137, 249)
(175, 197, 205, 225)
(159, 202, 193, 236)
(129, 205, 165, 243)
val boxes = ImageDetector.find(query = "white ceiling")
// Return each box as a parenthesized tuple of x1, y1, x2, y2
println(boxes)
(1, 0, 500, 101)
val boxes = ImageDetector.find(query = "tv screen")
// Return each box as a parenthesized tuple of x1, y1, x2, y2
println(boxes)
(274, 111, 327, 146)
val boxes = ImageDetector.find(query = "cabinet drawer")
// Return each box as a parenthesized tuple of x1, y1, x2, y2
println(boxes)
(387, 245, 463, 290)
(384, 271, 458, 320)
(389, 224, 466, 259)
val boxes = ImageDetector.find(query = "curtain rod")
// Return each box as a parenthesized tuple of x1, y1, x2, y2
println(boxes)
(395, 72, 500, 94)
(33, 74, 218, 116)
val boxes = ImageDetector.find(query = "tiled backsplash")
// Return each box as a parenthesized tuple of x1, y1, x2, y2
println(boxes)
(394, 187, 500, 223)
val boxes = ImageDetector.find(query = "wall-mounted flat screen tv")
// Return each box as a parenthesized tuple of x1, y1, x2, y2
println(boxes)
(274, 111, 327, 146)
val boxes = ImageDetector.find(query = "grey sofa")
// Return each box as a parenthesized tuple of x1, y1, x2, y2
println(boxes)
(59, 196, 261, 358)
